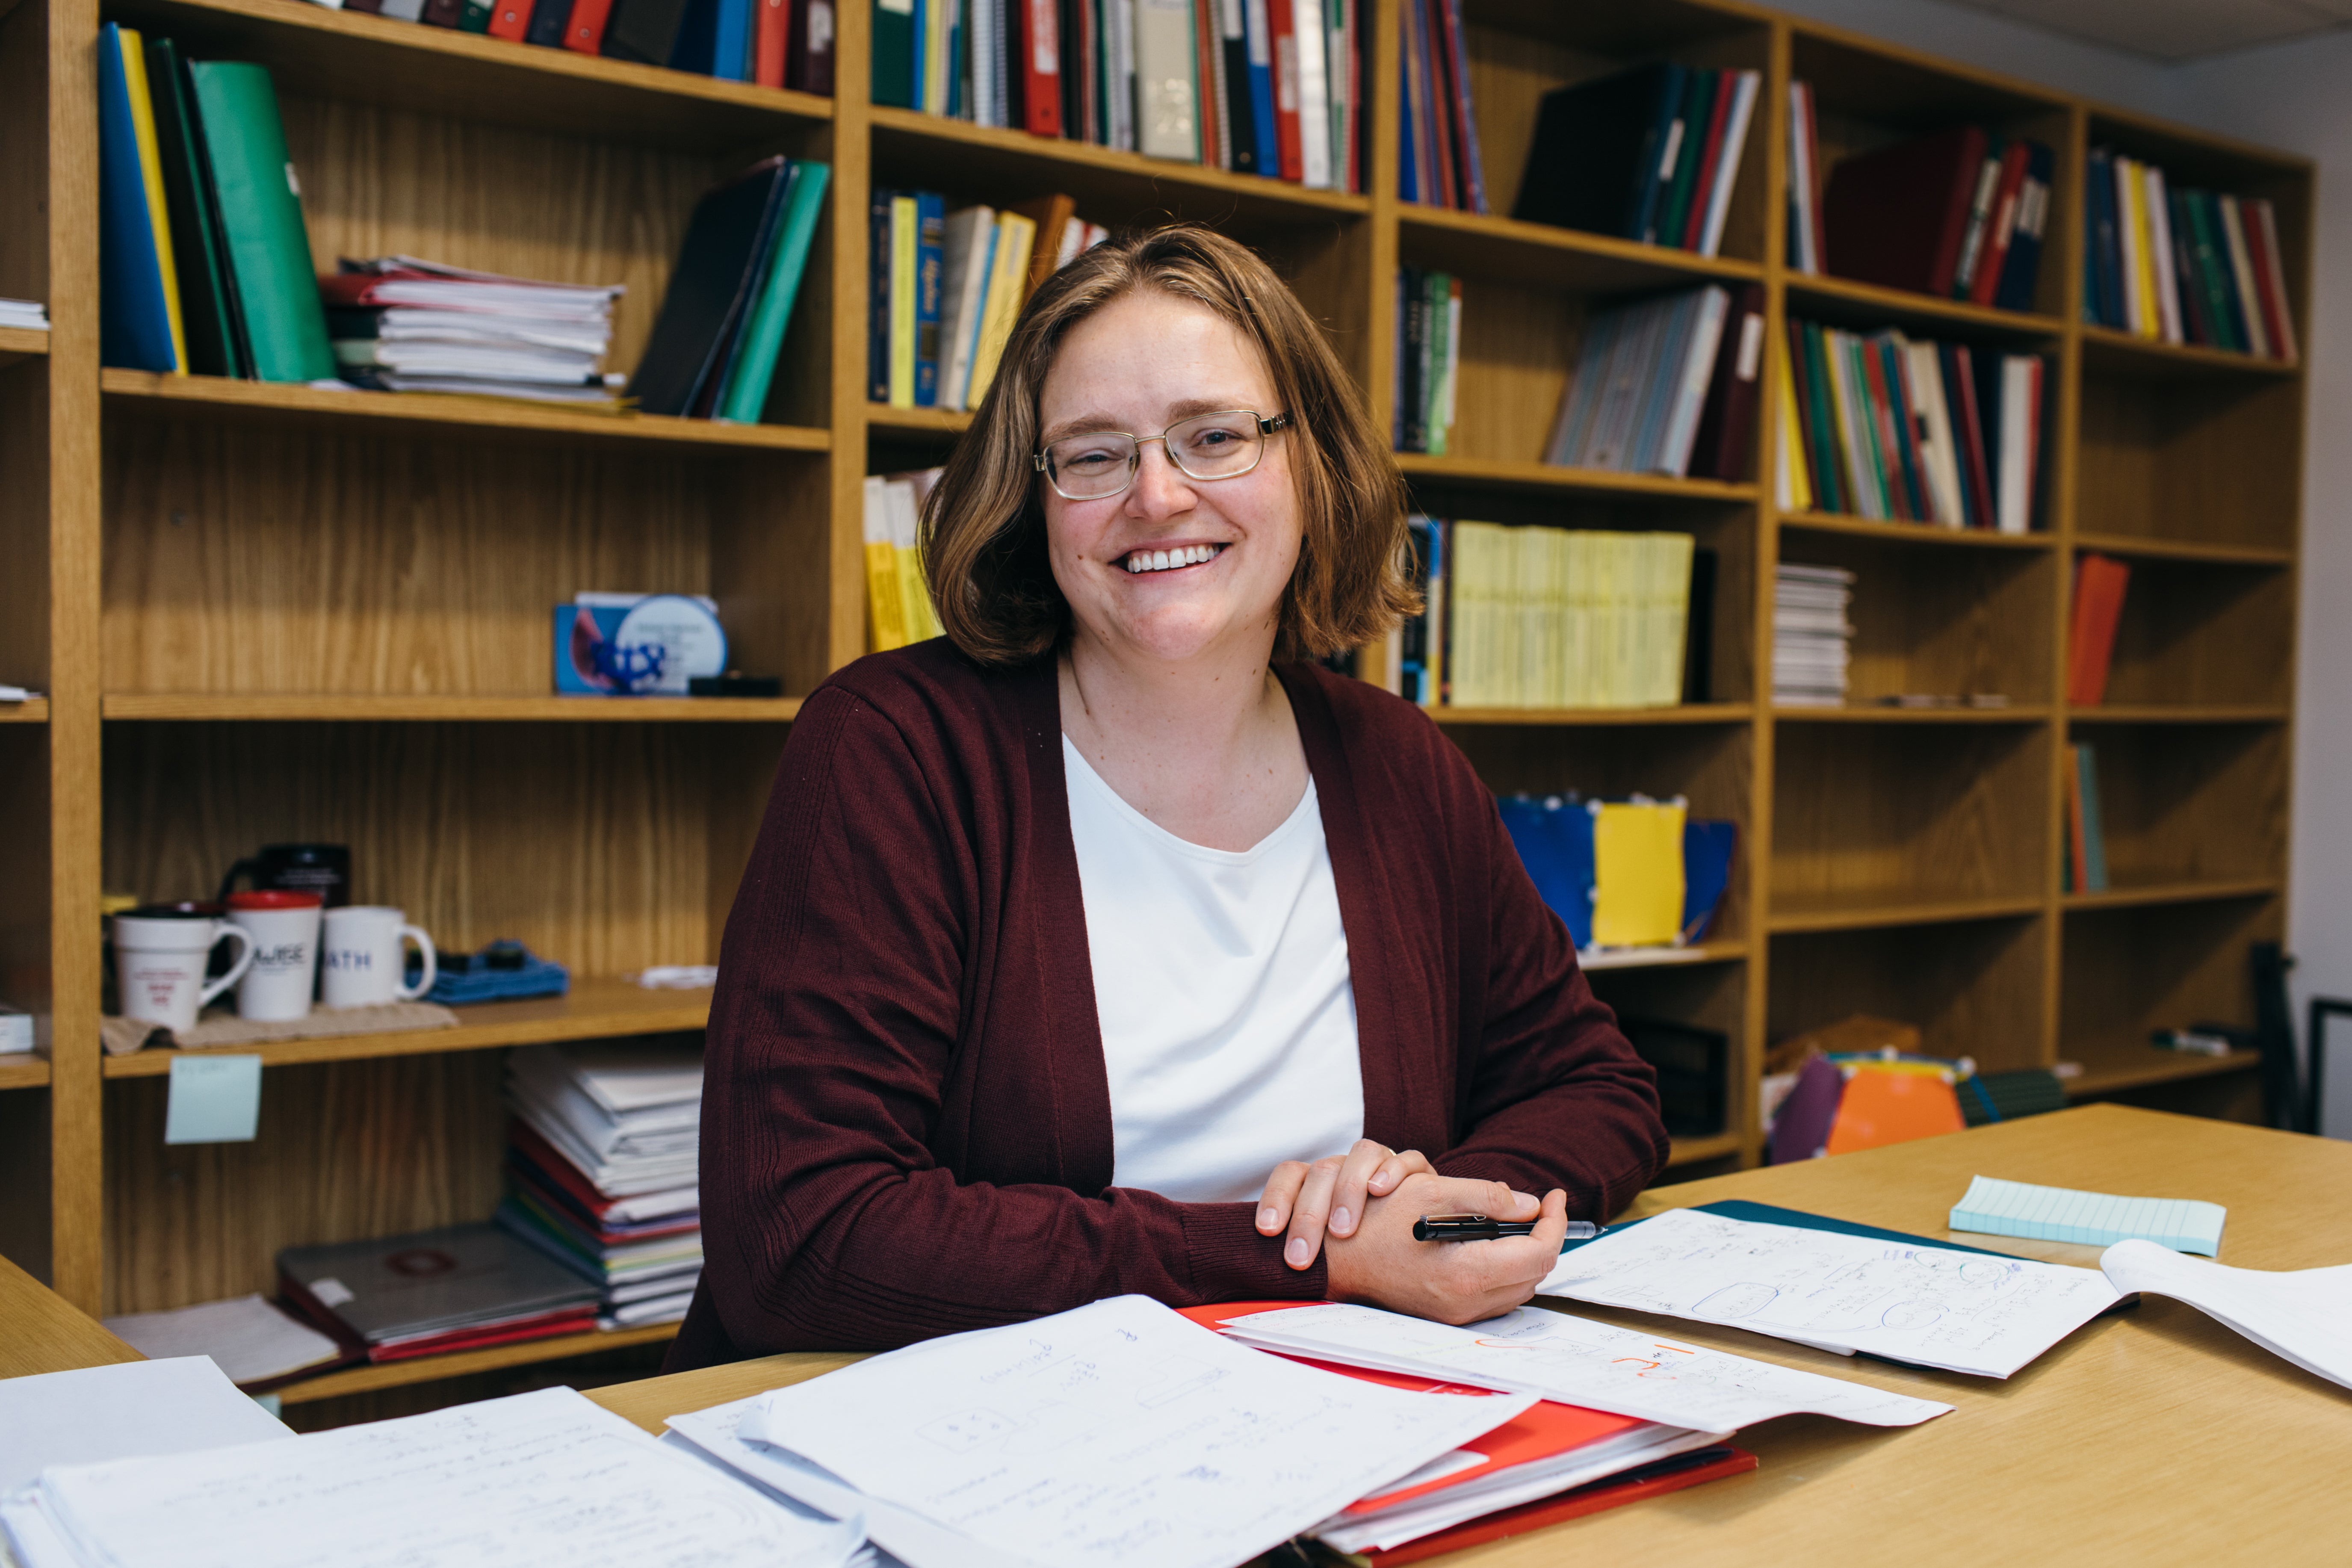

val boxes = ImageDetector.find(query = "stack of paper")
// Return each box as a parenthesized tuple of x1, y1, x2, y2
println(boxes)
(1950, 1175, 2227, 1255)
(1774, 563, 1856, 706)
(322, 256, 623, 405)
(0, 298, 47, 331)
(101, 1295, 346, 1390)
(663, 1294, 1544, 1568)
(1535, 1206, 2121, 1376)
(1, 1387, 862, 1568)
(0, 1358, 293, 1495)
(499, 1040, 703, 1327)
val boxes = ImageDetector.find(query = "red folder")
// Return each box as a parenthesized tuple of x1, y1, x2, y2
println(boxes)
(1268, 0, 1303, 182)
(2066, 553, 2131, 705)
(486, 0, 532, 41)
(1019, 0, 1061, 137)
(751, 0, 786, 84)
(563, 0, 616, 53)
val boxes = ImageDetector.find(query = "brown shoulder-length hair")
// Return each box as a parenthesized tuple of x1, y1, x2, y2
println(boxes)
(920, 223, 1415, 666)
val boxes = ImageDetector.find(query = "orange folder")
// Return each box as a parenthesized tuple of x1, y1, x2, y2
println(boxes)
(1823, 1066, 1966, 1155)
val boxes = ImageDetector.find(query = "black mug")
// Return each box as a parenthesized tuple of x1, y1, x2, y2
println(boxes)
(218, 844, 352, 910)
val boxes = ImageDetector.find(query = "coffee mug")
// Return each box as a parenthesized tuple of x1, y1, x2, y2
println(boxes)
(225, 890, 323, 1022)
(321, 906, 437, 1009)
(218, 844, 352, 910)
(113, 914, 254, 1033)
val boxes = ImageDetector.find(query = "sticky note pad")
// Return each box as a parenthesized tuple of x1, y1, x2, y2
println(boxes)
(1950, 1175, 2225, 1256)
(165, 1054, 263, 1145)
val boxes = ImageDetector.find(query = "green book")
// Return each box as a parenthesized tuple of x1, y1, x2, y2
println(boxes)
(459, 0, 493, 30)
(1799, 321, 1844, 514)
(717, 159, 833, 424)
(872, 0, 914, 108)
(1655, 69, 1715, 251)
(187, 61, 334, 384)
(143, 38, 246, 379)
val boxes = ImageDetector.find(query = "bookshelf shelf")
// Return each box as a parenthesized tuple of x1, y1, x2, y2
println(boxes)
(1435, 703, 1754, 727)
(2078, 324, 2298, 381)
(101, 694, 807, 723)
(1768, 893, 2045, 934)
(1778, 512, 2054, 550)
(2062, 1049, 2262, 1099)
(106, 0, 833, 147)
(867, 404, 976, 436)
(1665, 1131, 1744, 1166)
(2071, 532, 2296, 568)
(1395, 205, 1763, 294)
(2067, 706, 2291, 725)
(1772, 705, 2049, 723)
(101, 979, 713, 1078)
(2060, 877, 2283, 912)
(1392, 453, 1758, 503)
(1580, 939, 1749, 970)
(0, 700, 47, 724)
(0, 325, 46, 366)
(0, 1057, 50, 1092)
(273, 1323, 682, 1406)
(870, 106, 1369, 224)
(1783, 273, 2066, 341)
(101, 372, 833, 454)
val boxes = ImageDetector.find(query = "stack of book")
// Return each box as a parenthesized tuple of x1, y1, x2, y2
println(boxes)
(2082, 151, 2296, 360)
(1785, 81, 1826, 274)
(872, 193, 1103, 411)
(879, 0, 1364, 192)
(0, 298, 47, 331)
(98, 27, 337, 382)
(324, 258, 624, 405)
(1543, 284, 1764, 482)
(1818, 124, 2055, 310)
(340, 0, 834, 90)
(1396, 521, 1696, 711)
(496, 1041, 705, 1329)
(1779, 319, 2043, 534)
(1392, 268, 1461, 454)
(1398, 0, 1485, 211)
(1773, 564, 1855, 708)
(278, 1222, 603, 1363)
(2066, 553, 2130, 705)
(1511, 62, 1760, 257)
(863, 467, 948, 650)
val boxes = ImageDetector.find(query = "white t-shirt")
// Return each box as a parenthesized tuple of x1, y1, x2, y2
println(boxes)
(1062, 736, 1365, 1203)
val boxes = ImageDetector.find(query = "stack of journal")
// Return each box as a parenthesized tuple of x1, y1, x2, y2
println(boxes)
(322, 256, 623, 405)
(497, 1040, 705, 1327)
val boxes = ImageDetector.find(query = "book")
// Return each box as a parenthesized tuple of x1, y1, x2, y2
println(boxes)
(2066, 552, 2130, 706)
(526, 0, 579, 47)
(187, 61, 336, 383)
(872, 0, 915, 105)
(911, 189, 945, 406)
(1786, 80, 1824, 273)
(887, 192, 917, 406)
(97, 25, 179, 373)
(1137, 0, 1202, 162)
(866, 188, 891, 402)
(2075, 742, 2109, 893)
(278, 1222, 601, 1361)
(630, 158, 794, 417)
(1511, 62, 1682, 240)
(964, 207, 1036, 405)
(1544, 286, 1732, 478)
(715, 159, 831, 423)
(1821, 124, 1987, 296)
(564, 0, 618, 49)
(861, 473, 910, 650)
(935, 203, 996, 411)
(142, 37, 244, 380)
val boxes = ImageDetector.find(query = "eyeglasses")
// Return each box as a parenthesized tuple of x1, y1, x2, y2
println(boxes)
(1034, 410, 1291, 501)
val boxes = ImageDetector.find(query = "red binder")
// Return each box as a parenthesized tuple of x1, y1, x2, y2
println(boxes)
(1969, 141, 2032, 306)
(751, 0, 786, 83)
(1019, 0, 1062, 137)
(487, 0, 533, 40)
(1268, 0, 1303, 181)
(1822, 124, 1988, 296)
(2067, 553, 2131, 705)
(564, 0, 617, 53)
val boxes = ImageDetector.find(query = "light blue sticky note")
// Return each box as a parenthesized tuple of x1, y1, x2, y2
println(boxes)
(164, 1055, 263, 1145)
(1950, 1174, 2226, 1256)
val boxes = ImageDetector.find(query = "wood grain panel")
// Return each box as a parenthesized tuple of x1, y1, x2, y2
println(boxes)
(102, 723, 736, 973)
(1778, 529, 2055, 703)
(1770, 721, 2047, 906)
(2059, 895, 2279, 1073)
(0, 1087, 51, 1281)
(2070, 721, 2287, 889)
(100, 416, 823, 697)
(2094, 558, 2294, 709)
(102, 1050, 514, 1314)
(0, 728, 51, 1021)
(1769, 913, 2045, 1071)
(1, 361, 50, 693)
(0, 0, 46, 305)
(2074, 371, 2302, 549)
(1445, 279, 1581, 467)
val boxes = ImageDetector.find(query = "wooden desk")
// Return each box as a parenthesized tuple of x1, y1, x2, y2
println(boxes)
(588, 1105, 2352, 1565)
(0, 1253, 141, 1382)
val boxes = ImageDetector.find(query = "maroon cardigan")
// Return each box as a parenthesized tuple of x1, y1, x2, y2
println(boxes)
(668, 641, 1667, 1368)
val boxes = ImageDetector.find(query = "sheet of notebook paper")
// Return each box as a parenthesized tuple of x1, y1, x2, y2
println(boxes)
(1950, 1175, 2227, 1255)
(2100, 1240, 2352, 1391)
(739, 1294, 1536, 1568)
(1535, 1206, 2120, 1376)
(20, 1387, 861, 1568)
(1216, 1302, 1951, 1429)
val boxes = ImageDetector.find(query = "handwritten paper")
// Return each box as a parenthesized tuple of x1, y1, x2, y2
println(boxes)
(2101, 1239, 2352, 1392)
(1536, 1206, 2121, 1377)
(739, 1294, 1536, 1568)
(1218, 1302, 1951, 1429)
(1952, 1175, 2227, 1255)
(16, 1387, 862, 1568)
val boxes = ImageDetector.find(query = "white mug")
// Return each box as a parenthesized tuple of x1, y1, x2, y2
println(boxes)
(113, 915, 254, 1033)
(321, 906, 437, 1008)
(225, 892, 323, 1022)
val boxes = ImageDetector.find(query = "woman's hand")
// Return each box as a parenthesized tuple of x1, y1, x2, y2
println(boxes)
(1324, 1173, 1569, 1326)
(1257, 1140, 1468, 1270)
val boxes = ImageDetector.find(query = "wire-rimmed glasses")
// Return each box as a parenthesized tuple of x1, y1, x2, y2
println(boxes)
(1034, 410, 1291, 501)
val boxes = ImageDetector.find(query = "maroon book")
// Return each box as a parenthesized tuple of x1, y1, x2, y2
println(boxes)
(1822, 124, 1988, 296)
(1688, 282, 1764, 481)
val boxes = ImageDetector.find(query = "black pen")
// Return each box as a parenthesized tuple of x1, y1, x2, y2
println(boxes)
(1413, 1213, 1604, 1242)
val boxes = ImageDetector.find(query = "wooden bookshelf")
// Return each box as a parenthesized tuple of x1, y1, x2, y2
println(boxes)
(3, 0, 2305, 1417)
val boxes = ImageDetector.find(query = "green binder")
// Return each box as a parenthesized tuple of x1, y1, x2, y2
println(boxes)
(872, 0, 913, 108)
(144, 38, 246, 379)
(187, 61, 334, 384)
(718, 159, 833, 424)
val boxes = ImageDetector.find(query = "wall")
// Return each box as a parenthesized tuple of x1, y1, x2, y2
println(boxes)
(1770, 0, 2350, 1062)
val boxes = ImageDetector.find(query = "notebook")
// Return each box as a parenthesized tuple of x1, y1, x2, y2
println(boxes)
(1950, 1175, 2226, 1257)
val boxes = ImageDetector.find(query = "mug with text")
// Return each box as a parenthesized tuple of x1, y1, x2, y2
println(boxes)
(225, 890, 322, 1022)
(112, 913, 254, 1033)
(321, 906, 437, 1009)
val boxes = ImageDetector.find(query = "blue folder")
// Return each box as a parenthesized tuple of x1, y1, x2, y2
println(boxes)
(98, 23, 178, 372)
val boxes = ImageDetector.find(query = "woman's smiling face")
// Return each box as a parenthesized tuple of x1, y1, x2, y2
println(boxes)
(1036, 288, 1300, 668)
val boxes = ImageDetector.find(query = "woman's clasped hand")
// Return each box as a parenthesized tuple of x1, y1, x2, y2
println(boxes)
(1254, 1139, 1570, 1324)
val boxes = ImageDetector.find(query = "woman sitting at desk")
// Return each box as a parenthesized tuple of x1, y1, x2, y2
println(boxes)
(671, 225, 1666, 1366)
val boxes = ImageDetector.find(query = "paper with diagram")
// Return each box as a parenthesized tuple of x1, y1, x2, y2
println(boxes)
(1536, 1206, 2121, 1376)
(1217, 1302, 1951, 1429)
(2099, 1238, 2352, 1392)
(739, 1293, 1536, 1568)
